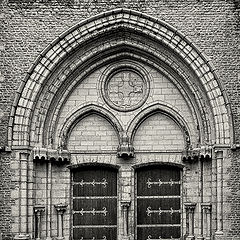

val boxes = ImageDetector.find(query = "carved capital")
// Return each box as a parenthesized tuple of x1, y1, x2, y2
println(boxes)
(184, 203, 197, 213)
(34, 205, 45, 215)
(54, 204, 68, 214)
(182, 145, 212, 163)
(117, 132, 134, 159)
(33, 147, 70, 163)
(201, 203, 212, 214)
(121, 200, 131, 209)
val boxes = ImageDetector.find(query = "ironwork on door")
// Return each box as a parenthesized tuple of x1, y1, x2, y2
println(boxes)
(72, 166, 118, 240)
(136, 165, 181, 240)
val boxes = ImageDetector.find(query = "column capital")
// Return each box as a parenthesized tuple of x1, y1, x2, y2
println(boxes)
(54, 203, 68, 214)
(201, 203, 212, 213)
(184, 203, 196, 212)
(120, 200, 131, 208)
(34, 205, 45, 214)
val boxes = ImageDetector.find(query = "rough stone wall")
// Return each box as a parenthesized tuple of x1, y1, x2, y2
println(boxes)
(0, 0, 239, 239)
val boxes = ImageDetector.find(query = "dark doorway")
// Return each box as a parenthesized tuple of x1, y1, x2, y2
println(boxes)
(136, 165, 181, 240)
(72, 166, 118, 240)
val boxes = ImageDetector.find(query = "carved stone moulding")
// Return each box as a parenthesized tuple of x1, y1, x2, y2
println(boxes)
(117, 132, 134, 159)
(100, 62, 151, 112)
(33, 147, 70, 163)
(182, 145, 212, 163)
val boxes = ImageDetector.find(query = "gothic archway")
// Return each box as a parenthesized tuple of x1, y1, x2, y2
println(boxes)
(9, 8, 233, 240)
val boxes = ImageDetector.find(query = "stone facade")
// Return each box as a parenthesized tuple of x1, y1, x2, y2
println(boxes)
(0, 1, 240, 240)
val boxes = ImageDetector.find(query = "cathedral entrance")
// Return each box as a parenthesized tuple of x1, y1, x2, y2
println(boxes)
(71, 164, 181, 240)
(136, 165, 181, 240)
(8, 9, 232, 240)
(72, 166, 118, 240)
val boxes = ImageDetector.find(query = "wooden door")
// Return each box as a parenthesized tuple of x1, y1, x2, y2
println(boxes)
(72, 166, 118, 240)
(136, 165, 181, 240)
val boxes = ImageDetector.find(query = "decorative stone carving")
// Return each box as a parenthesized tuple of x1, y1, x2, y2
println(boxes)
(102, 67, 149, 112)
(182, 145, 212, 163)
(33, 147, 70, 163)
(117, 132, 134, 158)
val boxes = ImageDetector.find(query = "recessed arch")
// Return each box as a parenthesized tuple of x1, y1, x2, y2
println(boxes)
(128, 103, 193, 149)
(8, 8, 233, 149)
(44, 48, 204, 148)
(59, 104, 124, 150)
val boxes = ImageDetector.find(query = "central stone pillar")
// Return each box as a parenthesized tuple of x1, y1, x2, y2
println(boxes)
(121, 200, 131, 240)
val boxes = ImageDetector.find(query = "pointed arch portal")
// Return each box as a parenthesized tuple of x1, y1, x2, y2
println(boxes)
(9, 8, 233, 149)
(9, 8, 233, 240)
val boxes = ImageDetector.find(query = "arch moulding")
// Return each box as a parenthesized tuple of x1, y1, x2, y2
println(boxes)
(8, 8, 234, 153)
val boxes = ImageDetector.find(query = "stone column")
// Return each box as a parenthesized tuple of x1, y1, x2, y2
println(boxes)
(121, 201, 131, 239)
(54, 204, 68, 240)
(215, 150, 224, 239)
(185, 203, 197, 240)
(46, 160, 52, 240)
(202, 203, 212, 240)
(197, 158, 204, 240)
(14, 152, 30, 240)
(34, 206, 45, 240)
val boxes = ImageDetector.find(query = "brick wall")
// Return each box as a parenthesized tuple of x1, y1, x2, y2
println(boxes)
(0, 153, 14, 240)
(0, 0, 239, 239)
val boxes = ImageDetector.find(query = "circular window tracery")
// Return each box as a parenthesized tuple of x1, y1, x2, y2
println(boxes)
(101, 63, 150, 112)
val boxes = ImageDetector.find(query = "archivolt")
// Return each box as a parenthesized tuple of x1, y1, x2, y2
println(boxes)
(8, 8, 233, 149)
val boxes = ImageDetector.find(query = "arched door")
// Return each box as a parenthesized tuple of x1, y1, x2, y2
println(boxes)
(72, 166, 118, 240)
(136, 165, 181, 240)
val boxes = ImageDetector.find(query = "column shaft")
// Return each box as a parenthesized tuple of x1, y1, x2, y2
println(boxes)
(46, 161, 52, 240)
(20, 152, 29, 236)
(216, 150, 223, 234)
(36, 212, 41, 240)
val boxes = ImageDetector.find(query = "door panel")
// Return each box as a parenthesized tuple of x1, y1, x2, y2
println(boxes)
(73, 167, 117, 196)
(72, 166, 117, 240)
(73, 227, 117, 240)
(73, 198, 117, 225)
(136, 165, 181, 240)
(137, 198, 181, 225)
(137, 226, 181, 239)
